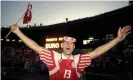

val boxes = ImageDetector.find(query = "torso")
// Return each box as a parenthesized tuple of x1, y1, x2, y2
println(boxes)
(39, 49, 91, 80)
(57, 59, 77, 80)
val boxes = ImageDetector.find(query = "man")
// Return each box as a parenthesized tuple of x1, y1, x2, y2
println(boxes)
(10, 24, 131, 80)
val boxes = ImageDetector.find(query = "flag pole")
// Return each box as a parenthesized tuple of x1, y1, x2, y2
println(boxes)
(5, 3, 31, 39)
(5, 11, 25, 39)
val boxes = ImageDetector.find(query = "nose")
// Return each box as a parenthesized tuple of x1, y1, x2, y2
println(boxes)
(66, 42, 70, 46)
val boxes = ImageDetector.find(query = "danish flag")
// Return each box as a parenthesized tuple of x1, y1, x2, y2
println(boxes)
(23, 3, 32, 24)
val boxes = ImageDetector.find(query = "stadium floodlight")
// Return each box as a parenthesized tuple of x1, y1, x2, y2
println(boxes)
(12, 39, 15, 42)
(89, 37, 94, 40)
(6, 39, 10, 42)
(1, 39, 4, 41)
(18, 39, 23, 42)
(83, 40, 87, 45)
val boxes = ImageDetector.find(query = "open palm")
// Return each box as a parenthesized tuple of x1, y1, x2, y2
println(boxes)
(117, 25, 132, 41)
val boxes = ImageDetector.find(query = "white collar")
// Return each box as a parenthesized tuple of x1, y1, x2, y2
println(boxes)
(62, 53, 74, 60)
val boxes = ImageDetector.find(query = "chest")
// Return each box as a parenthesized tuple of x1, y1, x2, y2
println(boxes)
(59, 59, 76, 69)
(58, 59, 77, 79)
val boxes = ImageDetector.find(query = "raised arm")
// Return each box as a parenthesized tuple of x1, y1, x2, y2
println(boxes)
(11, 24, 43, 54)
(87, 25, 132, 59)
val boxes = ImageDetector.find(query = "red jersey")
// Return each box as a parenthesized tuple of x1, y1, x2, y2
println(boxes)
(39, 48, 91, 80)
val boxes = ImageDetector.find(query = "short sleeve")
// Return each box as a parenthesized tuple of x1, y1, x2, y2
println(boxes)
(39, 48, 55, 67)
(77, 54, 91, 73)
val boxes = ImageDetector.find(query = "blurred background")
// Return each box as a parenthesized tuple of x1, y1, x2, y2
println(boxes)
(1, 1, 133, 80)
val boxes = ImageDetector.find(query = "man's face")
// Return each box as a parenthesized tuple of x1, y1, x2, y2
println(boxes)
(62, 41, 75, 55)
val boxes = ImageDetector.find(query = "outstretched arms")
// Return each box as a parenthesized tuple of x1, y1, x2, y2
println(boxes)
(11, 24, 58, 69)
(11, 24, 43, 54)
(87, 25, 132, 59)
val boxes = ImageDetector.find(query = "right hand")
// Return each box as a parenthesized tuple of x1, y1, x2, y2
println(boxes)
(11, 24, 20, 34)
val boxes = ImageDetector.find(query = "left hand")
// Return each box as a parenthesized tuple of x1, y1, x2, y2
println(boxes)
(117, 25, 132, 41)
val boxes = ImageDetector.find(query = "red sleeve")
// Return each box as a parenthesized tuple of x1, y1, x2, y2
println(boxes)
(39, 48, 56, 69)
(77, 54, 91, 73)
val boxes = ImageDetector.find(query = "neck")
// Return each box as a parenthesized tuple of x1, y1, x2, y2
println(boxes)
(63, 52, 72, 59)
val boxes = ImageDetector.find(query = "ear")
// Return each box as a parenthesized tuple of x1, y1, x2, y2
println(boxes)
(73, 44, 75, 49)
(61, 43, 63, 48)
